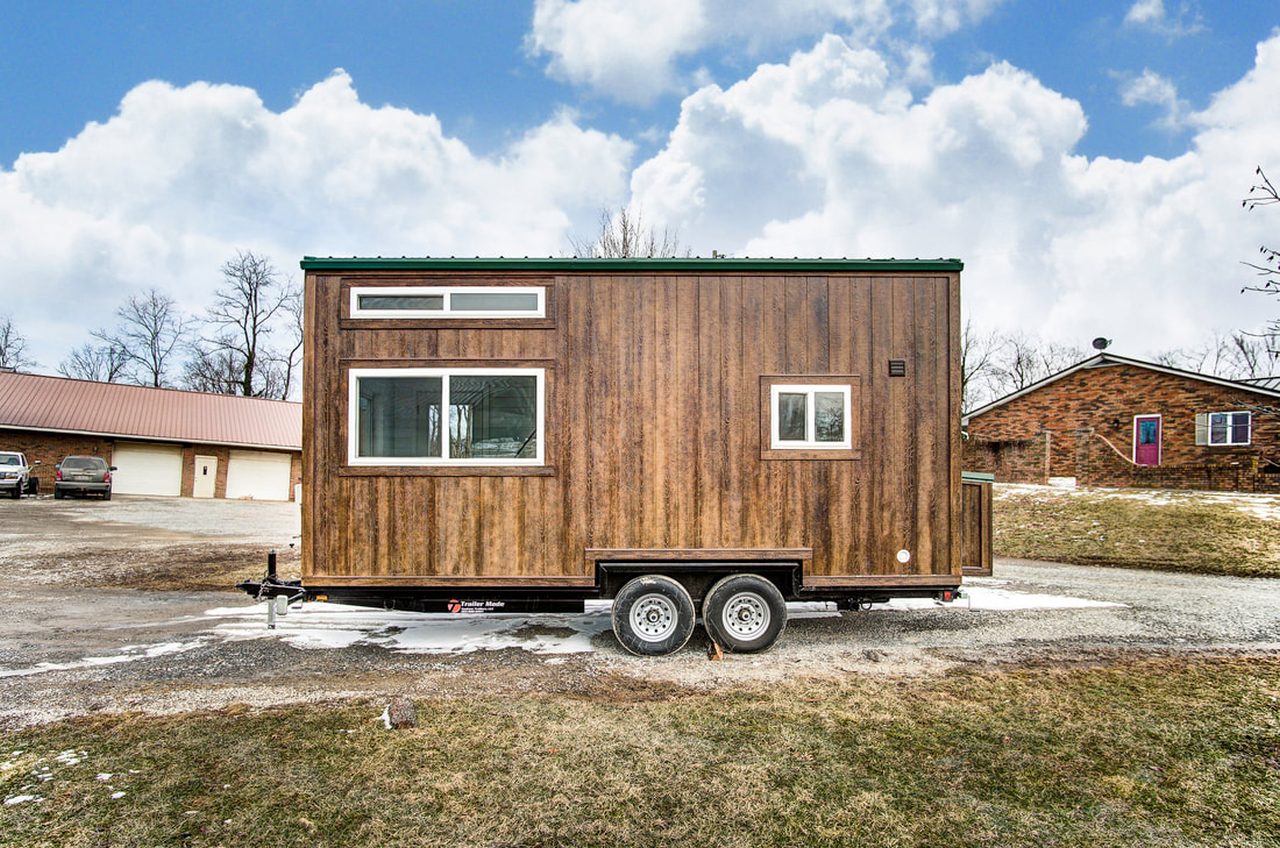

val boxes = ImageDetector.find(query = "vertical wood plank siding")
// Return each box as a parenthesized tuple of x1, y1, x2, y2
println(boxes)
(303, 271, 961, 584)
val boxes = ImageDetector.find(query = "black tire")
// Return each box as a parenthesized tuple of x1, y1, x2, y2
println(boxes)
(103, 489, 111, 501)
(611, 575, 696, 657)
(702, 573, 788, 654)
(9, 484, 19, 500)
(26, 478, 38, 495)
(54, 488, 64, 500)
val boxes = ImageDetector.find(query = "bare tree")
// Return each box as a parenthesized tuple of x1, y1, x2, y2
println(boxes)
(187, 250, 297, 398)
(182, 344, 248, 396)
(273, 287, 304, 400)
(1156, 330, 1273, 379)
(569, 207, 691, 258)
(960, 319, 1003, 413)
(1241, 166, 1280, 362)
(58, 342, 129, 382)
(0, 315, 36, 371)
(984, 332, 1087, 399)
(92, 289, 192, 387)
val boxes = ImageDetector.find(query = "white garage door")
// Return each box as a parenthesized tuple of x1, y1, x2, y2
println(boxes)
(225, 450, 293, 501)
(111, 443, 183, 496)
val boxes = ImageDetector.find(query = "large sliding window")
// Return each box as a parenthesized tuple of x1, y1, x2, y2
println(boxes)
(349, 368, 544, 466)
(350, 286, 545, 319)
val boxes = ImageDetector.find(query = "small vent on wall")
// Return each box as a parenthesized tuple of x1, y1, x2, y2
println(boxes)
(888, 359, 907, 377)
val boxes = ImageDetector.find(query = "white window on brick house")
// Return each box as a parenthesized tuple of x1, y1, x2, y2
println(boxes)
(1195, 411, 1251, 446)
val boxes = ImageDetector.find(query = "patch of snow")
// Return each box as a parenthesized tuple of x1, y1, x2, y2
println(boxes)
(96, 773, 113, 781)
(885, 586, 1122, 611)
(55, 750, 86, 766)
(995, 482, 1280, 521)
(205, 602, 613, 656)
(0, 640, 205, 678)
(110, 791, 126, 799)
(199, 585, 1122, 657)
(4, 794, 40, 805)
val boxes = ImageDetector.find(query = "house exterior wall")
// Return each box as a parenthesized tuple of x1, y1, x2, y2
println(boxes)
(962, 431, 1050, 484)
(964, 363, 1280, 492)
(0, 428, 301, 500)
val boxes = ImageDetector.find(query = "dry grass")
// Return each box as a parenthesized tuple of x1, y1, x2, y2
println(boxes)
(994, 488, 1280, 577)
(18, 544, 304, 593)
(2, 656, 1278, 847)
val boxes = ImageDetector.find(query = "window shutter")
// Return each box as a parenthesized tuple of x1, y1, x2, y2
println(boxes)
(1194, 413, 1208, 446)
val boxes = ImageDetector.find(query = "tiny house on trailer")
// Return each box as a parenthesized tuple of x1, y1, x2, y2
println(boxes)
(290, 257, 964, 655)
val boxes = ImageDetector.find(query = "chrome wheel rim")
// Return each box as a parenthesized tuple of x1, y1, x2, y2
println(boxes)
(630, 593, 678, 642)
(722, 592, 770, 640)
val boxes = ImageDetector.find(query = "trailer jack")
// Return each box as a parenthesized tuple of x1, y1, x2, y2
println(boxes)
(235, 549, 308, 629)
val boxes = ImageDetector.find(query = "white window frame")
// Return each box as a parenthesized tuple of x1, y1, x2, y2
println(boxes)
(1206, 410, 1252, 446)
(770, 384, 853, 450)
(348, 367, 545, 466)
(1131, 413, 1162, 465)
(349, 286, 546, 319)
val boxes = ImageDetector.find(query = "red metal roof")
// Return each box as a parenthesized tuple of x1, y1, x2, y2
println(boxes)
(0, 371, 301, 451)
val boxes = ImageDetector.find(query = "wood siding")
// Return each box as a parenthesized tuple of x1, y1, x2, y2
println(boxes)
(303, 270, 961, 588)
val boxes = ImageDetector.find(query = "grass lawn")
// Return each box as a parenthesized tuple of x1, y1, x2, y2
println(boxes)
(2, 656, 1278, 847)
(993, 487, 1280, 577)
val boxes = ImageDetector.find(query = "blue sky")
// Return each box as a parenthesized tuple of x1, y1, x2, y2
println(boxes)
(3, 1, 1273, 165)
(2, 1, 1279, 372)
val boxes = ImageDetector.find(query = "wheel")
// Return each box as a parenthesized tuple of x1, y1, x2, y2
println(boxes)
(26, 478, 38, 495)
(54, 488, 64, 500)
(702, 573, 788, 654)
(611, 575, 696, 656)
(103, 489, 111, 501)
(10, 484, 19, 500)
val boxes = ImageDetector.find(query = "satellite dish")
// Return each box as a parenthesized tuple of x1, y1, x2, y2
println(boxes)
(1091, 337, 1111, 351)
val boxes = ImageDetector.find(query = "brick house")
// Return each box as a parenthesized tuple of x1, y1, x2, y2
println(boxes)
(962, 353, 1280, 492)
(0, 370, 301, 500)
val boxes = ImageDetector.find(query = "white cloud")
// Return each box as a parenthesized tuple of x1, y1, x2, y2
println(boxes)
(629, 33, 1280, 357)
(0, 72, 634, 369)
(1117, 68, 1189, 130)
(1123, 0, 1204, 38)
(525, 0, 1007, 103)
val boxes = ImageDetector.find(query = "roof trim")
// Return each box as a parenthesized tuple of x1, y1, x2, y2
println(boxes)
(963, 353, 1280, 423)
(300, 256, 964, 272)
(0, 423, 300, 452)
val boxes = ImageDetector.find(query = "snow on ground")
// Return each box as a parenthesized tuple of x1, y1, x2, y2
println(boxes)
(995, 483, 1280, 521)
(0, 584, 1123, 678)
(0, 641, 205, 679)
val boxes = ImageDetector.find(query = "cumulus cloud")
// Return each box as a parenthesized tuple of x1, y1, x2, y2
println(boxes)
(0, 72, 634, 367)
(629, 33, 1280, 356)
(526, 0, 1006, 103)
(1123, 0, 1205, 38)
(1117, 68, 1190, 130)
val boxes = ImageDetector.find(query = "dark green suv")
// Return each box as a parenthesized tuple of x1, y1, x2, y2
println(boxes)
(54, 456, 115, 499)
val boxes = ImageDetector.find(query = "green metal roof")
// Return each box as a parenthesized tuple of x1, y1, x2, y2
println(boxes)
(300, 256, 963, 272)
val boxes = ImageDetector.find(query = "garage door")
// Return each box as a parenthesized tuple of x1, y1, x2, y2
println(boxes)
(225, 450, 293, 501)
(111, 443, 183, 496)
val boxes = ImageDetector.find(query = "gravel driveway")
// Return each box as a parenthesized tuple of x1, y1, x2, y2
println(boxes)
(0, 496, 1277, 728)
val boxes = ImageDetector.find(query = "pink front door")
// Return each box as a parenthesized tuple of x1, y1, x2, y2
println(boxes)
(1134, 416, 1161, 466)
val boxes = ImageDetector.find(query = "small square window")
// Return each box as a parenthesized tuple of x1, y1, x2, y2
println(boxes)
(770, 384, 852, 450)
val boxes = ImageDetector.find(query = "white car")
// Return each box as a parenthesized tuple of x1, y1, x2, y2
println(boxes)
(0, 451, 39, 499)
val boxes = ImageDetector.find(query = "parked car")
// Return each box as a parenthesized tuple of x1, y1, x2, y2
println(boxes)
(54, 455, 115, 500)
(0, 451, 39, 499)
